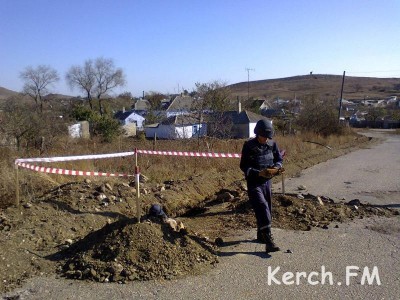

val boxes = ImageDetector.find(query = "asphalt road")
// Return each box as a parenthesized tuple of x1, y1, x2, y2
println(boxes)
(3, 130, 400, 300)
(276, 129, 400, 207)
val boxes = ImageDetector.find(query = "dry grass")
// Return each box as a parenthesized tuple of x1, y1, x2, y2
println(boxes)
(0, 130, 370, 209)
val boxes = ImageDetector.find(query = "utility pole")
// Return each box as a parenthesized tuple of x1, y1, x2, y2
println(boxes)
(245, 68, 255, 100)
(338, 71, 346, 123)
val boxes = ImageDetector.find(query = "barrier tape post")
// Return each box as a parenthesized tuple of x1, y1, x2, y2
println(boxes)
(15, 164, 20, 207)
(134, 148, 141, 222)
(135, 148, 138, 168)
(281, 150, 286, 196)
(135, 166, 141, 223)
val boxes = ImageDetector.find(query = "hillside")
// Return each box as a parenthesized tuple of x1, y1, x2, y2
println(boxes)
(1, 74, 399, 105)
(0, 87, 18, 100)
(228, 74, 400, 101)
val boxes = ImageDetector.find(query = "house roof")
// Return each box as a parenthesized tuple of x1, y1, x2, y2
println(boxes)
(114, 110, 144, 120)
(234, 110, 269, 124)
(133, 109, 148, 117)
(215, 110, 270, 125)
(161, 114, 202, 126)
(166, 95, 194, 112)
(241, 110, 267, 123)
(262, 109, 286, 118)
(134, 99, 150, 110)
(250, 99, 266, 107)
(114, 110, 133, 120)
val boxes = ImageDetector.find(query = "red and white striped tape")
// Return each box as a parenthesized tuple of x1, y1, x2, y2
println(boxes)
(135, 149, 241, 158)
(15, 149, 285, 177)
(14, 149, 241, 178)
(15, 151, 136, 163)
(15, 150, 241, 164)
(16, 162, 133, 177)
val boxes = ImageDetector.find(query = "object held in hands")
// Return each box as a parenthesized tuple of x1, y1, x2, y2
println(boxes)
(259, 167, 285, 179)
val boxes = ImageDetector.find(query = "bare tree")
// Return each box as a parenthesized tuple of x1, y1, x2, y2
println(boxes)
(65, 60, 96, 109)
(20, 65, 60, 113)
(145, 91, 166, 109)
(0, 98, 40, 150)
(192, 81, 233, 143)
(194, 81, 231, 113)
(66, 57, 126, 114)
(93, 57, 126, 115)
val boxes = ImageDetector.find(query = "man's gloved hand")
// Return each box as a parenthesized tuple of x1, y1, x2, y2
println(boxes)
(259, 167, 285, 179)
(247, 168, 261, 179)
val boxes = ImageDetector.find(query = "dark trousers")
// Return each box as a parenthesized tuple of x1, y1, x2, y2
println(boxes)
(247, 180, 272, 230)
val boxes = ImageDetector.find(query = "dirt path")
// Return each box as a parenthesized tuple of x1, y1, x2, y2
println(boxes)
(2, 130, 400, 300)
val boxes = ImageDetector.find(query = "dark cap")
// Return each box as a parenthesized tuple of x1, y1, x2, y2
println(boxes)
(254, 119, 273, 138)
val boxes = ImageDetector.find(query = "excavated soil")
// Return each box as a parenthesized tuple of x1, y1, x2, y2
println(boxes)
(181, 188, 398, 238)
(0, 136, 398, 293)
(54, 219, 218, 283)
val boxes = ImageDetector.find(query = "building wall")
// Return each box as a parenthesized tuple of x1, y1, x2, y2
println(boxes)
(122, 124, 137, 137)
(249, 123, 256, 138)
(145, 123, 207, 139)
(145, 125, 175, 139)
(232, 124, 248, 138)
(68, 121, 90, 139)
(175, 123, 206, 139)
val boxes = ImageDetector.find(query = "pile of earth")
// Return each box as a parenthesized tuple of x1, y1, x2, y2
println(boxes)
(53, 218, 218, 283)
(272, 194, 398, 230)
(180, 186, 399, 238)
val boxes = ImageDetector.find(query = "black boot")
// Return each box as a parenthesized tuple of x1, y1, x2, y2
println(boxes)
(257, 229, 267, 244)
(265, 228, 280, 253)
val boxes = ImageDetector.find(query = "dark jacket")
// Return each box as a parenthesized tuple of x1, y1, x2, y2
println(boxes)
(240, 137, 283, 184)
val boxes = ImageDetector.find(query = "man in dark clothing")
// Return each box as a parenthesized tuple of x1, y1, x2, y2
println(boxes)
(240, 119, 283, 253)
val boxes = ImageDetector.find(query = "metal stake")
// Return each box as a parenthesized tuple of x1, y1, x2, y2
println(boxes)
(15, 164, 20, 207)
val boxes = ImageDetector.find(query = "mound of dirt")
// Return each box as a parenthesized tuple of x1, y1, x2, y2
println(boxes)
(272, 194, 397, 230)
(55, 218, 218, 283)
(181, 187, 398, 238)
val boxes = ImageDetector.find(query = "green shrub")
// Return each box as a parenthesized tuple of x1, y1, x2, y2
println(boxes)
(93, 115, 121, 142)
(70, 105, 95, 122)
(137, 131, 146, 141)
(71, 104, 121, 142)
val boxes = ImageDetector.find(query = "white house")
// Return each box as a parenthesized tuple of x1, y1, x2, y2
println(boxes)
(144, 114, 206, 139)
(114, 109, 146, 129)
(208, 110, 272, 139)
(234, 110, 272, 138)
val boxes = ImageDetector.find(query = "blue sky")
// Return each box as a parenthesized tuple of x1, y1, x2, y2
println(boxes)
(1, 0, 399, 97)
